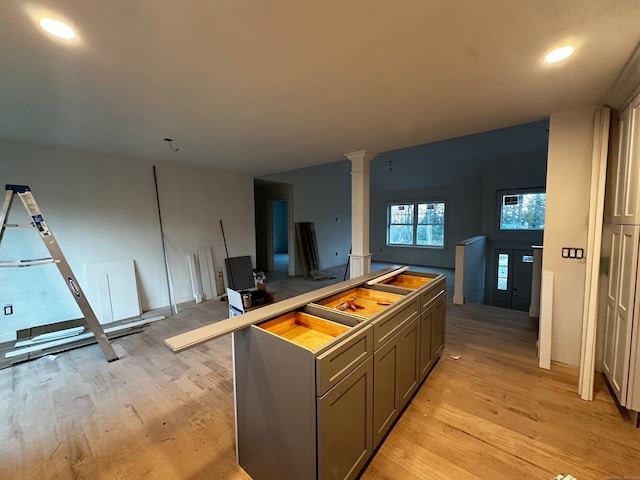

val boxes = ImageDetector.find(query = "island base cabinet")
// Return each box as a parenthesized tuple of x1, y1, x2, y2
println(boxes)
(318, 356, 374, 480)
(228, 270, 446, 480)
(234, 328, 317, 480)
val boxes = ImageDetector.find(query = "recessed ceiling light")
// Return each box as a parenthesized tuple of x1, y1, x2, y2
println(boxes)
(39, 17, 75, 39)
(544, 46, 574, 63)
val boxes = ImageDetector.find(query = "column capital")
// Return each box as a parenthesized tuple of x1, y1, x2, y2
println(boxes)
(344, 150, 377, 169)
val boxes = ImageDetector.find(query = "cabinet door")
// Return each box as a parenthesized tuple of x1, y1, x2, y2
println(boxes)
(603, 225, 621, 382)
(430, 295, 446, 361)
(397, 318, 420, 409)
(419, 308, 434, 382)
(623, 96, 640, 223)
(609, 93, 640, 223)
(603, 224, 639, 405)
(372, 330, 399, 448)
(373, 318, 419, 448)
(318, 356, 373, 480)
(608, 105, 630, 222)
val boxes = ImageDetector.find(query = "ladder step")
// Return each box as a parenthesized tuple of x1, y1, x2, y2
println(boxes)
(0, 257, 56, 268)
(5, 223, 35, 228)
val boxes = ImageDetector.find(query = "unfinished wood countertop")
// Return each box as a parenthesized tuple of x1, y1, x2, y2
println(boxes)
(164, 267, 404, 352)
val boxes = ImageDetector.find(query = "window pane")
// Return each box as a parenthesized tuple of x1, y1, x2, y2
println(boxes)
(417, 224, 444, 246)
(390, 204, 413, 224)
(417, 202, 445, 224)
(500, 192, 545, 230)
(497, 278, 508, 290)
(389, 225, 413, 244)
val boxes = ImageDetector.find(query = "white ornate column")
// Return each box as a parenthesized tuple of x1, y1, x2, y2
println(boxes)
(345, 150, 377, 278)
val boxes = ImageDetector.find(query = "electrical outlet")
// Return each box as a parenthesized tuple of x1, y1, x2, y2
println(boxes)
(218, 270, 223, 277)
(4, 305, 13, 315)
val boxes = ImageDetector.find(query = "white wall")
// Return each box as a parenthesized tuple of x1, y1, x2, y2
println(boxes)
(154, 163, 255, 299)
(543, 106, 599, 366)
(0, 139, 254, 340)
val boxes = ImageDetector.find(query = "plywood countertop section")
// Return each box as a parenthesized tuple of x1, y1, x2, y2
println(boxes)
(259, 311, 349, 351)
(380, 274, 432, 290)
(313, 288, 404, 319)
(164, 267, 404, 352)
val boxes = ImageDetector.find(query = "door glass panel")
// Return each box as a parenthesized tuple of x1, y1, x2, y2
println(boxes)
(497, 253, 509, 290)
(521, 255, 534, 263)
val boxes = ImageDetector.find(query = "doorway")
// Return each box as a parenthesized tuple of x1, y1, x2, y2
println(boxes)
(493, 249, 533, 312)
(272, 199, 289, 274)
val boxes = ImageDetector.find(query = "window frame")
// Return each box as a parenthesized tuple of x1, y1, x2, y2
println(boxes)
(386, 200, 446, 248)
(497, 188, 546, 232)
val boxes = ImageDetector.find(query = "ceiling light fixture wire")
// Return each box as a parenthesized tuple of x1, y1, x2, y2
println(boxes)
(163, 138, 179, 153)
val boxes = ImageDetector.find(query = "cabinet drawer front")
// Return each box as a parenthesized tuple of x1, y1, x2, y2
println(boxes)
(373, 298, 419, 350)
(421, 285, 445, 311)
(317, 325, 373, 396)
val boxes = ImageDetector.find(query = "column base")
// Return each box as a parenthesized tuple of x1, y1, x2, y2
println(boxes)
(349, 253, 372, 279)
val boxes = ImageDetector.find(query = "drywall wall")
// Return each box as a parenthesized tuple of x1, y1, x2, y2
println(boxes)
(0, 139, 254, 341)
(153, 163, 255, 298)
(370, 120, 548, 269)
(260, 160, 352, 274)
(260, 121, 548, 274)
(369, 180, 483, 268)
(543, 106, 599, 367)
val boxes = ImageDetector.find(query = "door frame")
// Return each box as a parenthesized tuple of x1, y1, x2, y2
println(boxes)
(492, 248, 534, 312)
(577, 107, 610, 399)
(266, 194, 294, 276)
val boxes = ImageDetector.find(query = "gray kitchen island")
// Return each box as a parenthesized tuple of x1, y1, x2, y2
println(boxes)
(165, 266, 446, 480)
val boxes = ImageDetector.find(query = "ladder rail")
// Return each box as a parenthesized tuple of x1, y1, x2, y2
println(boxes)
(0, 190, 15, 244)
(1, 184, 119, 362)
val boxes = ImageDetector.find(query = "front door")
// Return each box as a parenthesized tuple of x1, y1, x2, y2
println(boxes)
(493, 249, 534, 312)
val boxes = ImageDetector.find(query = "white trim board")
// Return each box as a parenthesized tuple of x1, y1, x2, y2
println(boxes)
(5, 315, 164, 358)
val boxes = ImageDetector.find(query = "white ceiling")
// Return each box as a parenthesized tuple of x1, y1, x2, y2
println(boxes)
(1, 1, 639, 176)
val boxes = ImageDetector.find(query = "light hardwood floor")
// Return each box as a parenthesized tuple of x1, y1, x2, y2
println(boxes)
(1, 271, 639, 479)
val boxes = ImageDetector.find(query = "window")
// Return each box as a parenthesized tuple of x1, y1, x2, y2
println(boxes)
(387, 201, 445, 247)
(499, 191, 546, 230)
(497, 253, 509, 290)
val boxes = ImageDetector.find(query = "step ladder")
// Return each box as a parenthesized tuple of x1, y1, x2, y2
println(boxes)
(0, 184, 118, 362)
